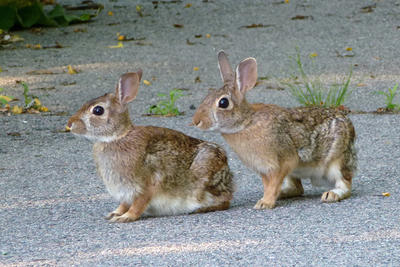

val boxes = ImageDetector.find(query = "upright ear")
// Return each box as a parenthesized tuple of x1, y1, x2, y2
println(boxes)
(116, 69, 142, 105)
(217, 51, 234, 83)
(235, 57, 257, 95)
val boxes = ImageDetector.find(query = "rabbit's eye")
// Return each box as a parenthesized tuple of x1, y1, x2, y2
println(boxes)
(92, 106, 104, 116)
(218, 98, 229, 109)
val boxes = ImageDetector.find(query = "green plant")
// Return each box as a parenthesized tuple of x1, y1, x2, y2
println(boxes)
(148, 89, 184, 116)
(377, 83, 400, 111)
(0, 0, 102, 31)
(284, 49, 352, 108)
(0, 87, 13, 107)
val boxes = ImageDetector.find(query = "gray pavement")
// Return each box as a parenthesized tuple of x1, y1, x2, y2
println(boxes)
(1, 0, 400, 266)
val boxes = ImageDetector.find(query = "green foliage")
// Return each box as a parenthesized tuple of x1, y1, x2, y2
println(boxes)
(285, 49, 352, 108)
(0, 87, 13, 107)
(148, 89, 184, 116)
(377, 84, 400, 111)
(0, 0, 101, 31)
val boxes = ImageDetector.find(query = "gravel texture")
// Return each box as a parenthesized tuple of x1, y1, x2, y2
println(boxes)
(1, 0, 400, 266)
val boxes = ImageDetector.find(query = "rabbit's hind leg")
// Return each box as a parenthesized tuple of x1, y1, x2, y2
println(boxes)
(321, 160, 352, 203)
(278, 176, 304, 199)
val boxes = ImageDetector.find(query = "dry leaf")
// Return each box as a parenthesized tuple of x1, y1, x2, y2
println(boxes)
(185, 3, 192, 8)
(143, 80, 151, 86)
(26, 69, 56, 75)
(284, 0, 289, 3)
(67, 65, 78, 75)
(309, 52, 318, 58)
(205, 33, 211, 38)
(108, 42, 124, 48)
(118, 35, 126, 41)
(356, 83, 367, 87)
(291, 15, 313, 20)
(195, 76, 201, 83)
(0, 95, 12, 102)
(382, 192, 390, 197)
(11, 105, 23, 114)
(240, 24, 274, 29)
(108, 11, 114, 16)
(193, 67, 199, 71)
(173, 24, 184, 28)
(346, 47, 353, 51)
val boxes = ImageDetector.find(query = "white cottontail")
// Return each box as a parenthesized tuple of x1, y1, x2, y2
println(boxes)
(192, 51, 356, 209)
(67, 70, 234, 222)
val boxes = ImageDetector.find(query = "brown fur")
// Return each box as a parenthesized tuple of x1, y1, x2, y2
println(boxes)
(67, 70, 234, 222)
(192, 52, 357, 209)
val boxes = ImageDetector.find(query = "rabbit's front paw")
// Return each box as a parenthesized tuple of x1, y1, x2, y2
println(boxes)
(109, 213, 139, 223)
(321, 191, 340, 203)
(253, 198, 275, 210)
(105, 212, 122, 220)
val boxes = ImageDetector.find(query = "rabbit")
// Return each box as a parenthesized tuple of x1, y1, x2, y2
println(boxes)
(66, 69, 234, 222)
(192, 51, 357, 210)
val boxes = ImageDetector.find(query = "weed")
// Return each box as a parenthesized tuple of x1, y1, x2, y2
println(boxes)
(148, 89, 184, 116)
(0, 82, 48, 114)
(284, 49, 352, 108)
(376, 83, 400, 111)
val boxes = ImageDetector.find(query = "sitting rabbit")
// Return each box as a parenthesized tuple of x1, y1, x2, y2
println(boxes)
(192, 51, 356, 209)
(67, 70, 234, 222)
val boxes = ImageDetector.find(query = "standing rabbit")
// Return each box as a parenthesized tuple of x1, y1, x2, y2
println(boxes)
(192, 51, 356, 210)
(67, 69, 234, 222)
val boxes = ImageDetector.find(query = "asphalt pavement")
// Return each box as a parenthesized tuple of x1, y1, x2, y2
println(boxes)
(1, 0, 400, 266)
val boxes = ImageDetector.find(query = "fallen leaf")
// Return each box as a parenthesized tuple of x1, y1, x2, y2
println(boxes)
(73, 28, 87, 33)
(26, 69, 56, 75)
(205, 33, 211, 38)
(360, 4, 376, 13)
(186, 39, 196, 45)
(309, 52, 318, 58)
(108, 42, 124, 48)
(240, 23, 274, 29)
(12, 105, 23, 114)
(7, 132, 21, 137)
(143, 80, 151, 86)
(356, 83, 367, 87)
(346, 47, 353, 51)
(39, 106, 49, 112)
(173, 24, 184, 28)
(185, 3, 192, 8)
(108, 11, 114, 16)
(136, 5, 142, 12)
(291, 15, 313, 20)
(195, 34, 202, 38)
(284, 0, 289, 3)
(61, 81, 76, 86)
(0, 95, 12, 102)
(382, 192, 390, 197)
(67, 65, 80, 75)
(195, 76, 201, 83)
(193, 67, 199, 71)
(118, 35, 126, 41)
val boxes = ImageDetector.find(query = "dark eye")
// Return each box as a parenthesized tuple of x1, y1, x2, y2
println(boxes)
(92, 106, 104, 116)
(218, 97, 229, 109)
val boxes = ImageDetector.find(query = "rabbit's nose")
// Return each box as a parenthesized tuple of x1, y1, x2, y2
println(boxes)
(191, 118, 203, 128)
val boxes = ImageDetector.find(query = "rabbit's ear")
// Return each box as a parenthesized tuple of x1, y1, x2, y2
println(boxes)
(218, 51, 234, 83)
(116, 69, 142, 105)
(235, 57, 257, 95)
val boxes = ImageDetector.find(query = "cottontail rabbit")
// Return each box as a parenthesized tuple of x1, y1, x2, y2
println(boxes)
(192, 51, 356, 209)
(67, 70, 234, 222)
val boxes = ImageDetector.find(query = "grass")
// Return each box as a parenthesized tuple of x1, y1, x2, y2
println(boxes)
(376, 83, 400, 111)
(147, 89, 184, 116)
(284, 49, 352, 108)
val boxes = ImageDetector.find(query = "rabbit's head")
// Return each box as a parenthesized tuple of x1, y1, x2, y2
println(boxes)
(67, 70, 142, 142)
(192, 51, 258, 134)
